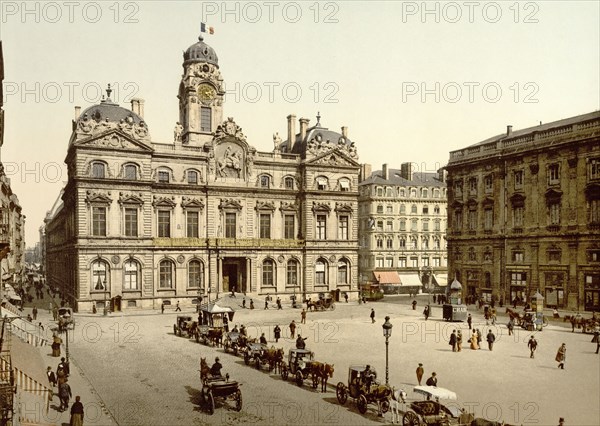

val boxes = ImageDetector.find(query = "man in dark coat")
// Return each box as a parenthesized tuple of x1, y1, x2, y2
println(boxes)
(259, 333, 268, 345)
(296, 335, 307, 349)
(528, 336, 538, 358)
(46, 366, 56, 388)
(426, 372, 437, 387)
(416, 363, 424, 385)
(449, 330, 457, 352)
(486, 330, 496, 351)
(274, 325, 281, 343)
(70, 396, 84, 426)
(58, 379, 72, 411)
(370, 308, 375, 324)
(467, 314, 472, 330)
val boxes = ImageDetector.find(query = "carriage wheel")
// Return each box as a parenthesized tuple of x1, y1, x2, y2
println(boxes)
(255, 358, 261, 370)
(380, 399, 390, 414)
(233, 346, 238, 356)
(295, 371, 304, 387)
(330, 303, 336, 311)
(234, 389, 243, 412)
(357, 394, 368, 414)
(207, 390, 215, 415)
(402, 411, 421, 426)
(244, 354, 250, 365)
(312, 375, 319, 389)
(281, 367, 289, 381)
(336, 383, 348, 405)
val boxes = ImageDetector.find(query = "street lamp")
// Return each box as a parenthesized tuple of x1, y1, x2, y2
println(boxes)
(103, 278, 108, 316)
(382, 316, 393, 386)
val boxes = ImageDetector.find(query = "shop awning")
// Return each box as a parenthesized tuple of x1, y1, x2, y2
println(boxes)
(398, 273, 423, 287)
(373, 271, 401, 284)
(434, 275, 448, 287)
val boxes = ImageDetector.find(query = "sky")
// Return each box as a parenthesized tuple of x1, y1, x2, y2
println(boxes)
(0, 1, 598, 247)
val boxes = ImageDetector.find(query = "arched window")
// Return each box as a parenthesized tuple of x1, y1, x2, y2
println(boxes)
(287, 260, 298, 286)
(422, 189, 428, 198)
(262, 259, 275, 286)
(376, 187, 383, 196)
(157, 169, 170, 183)
(338, 259, 349, 284)
(124, 164, 137, 180)
(386, 187, 393, 197)
(434, 205, 440, 214)
(315, 259, 328, 285)
(400, 204, 406, 214)
(284, 176, 295, 189)
(339, 178, 350, 192)
(188, 260, 204, 290)
(187, 170, 199, 184)
(159, 260, 174, 288)
(411, 204, 417, 214)
(92, 260, 108, 291)
(260, 175, 270, 188)
(123, 259, 140, 290)
(410, 237, 418, 250)
(92, 162, 106, 178)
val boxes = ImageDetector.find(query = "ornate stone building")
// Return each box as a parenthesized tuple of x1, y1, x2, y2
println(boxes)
(44, 35, 360, 312)
(358, 163, 448, 292)
(446, 111, 600, 311)
(0, 40, 26, 294)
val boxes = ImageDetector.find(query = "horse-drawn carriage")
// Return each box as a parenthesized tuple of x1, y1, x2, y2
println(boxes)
(506, 308, 548, 331)
(174, 315, 197, 337)
(243, 343, 284, 372)
(308, 292, 336, 311)
(565, 313, 600, 334)
(199, 358, 242, 415)
(196, 303, 235, 346)
(336, 365, 393, 415)
(223, 331, 254, 356)
(402, 386, 474, 426)
(280, 348, 333, 391)
(57, 308, 75, 331)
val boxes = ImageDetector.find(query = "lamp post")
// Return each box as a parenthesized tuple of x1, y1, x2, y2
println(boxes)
(103, 278, 108, 316)
(382, 316, 393, 386)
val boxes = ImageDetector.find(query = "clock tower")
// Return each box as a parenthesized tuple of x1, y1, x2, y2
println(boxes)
(178, 35, 225, 145)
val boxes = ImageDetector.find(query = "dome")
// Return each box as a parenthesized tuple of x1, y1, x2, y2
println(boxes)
(78, 99, 144, 127)
(183, 35, 219, 67)
(450, 279, 462, 291)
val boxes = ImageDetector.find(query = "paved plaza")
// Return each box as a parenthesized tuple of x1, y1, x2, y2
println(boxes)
(31, 296, 600, 425)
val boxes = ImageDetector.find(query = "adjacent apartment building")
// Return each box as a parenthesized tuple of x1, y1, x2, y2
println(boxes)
(45, 35, 360, 312)
(446, 111, 600, 311)
(358, 163, 448, 293)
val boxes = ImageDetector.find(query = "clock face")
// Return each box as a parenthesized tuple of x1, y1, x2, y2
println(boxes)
(198, 84, 216, 103)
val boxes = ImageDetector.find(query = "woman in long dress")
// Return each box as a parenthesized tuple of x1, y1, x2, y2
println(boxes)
(52, 334, 62, 357)
(470, 330, 479, 350)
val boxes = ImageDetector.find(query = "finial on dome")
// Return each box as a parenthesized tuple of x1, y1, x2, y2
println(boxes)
(198, 34, 204, 42)
(316, 112, 321, 126)
(106, 84, 113, 101)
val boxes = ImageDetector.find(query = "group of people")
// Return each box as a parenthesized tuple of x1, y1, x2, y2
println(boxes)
(46, 357, 84, 424)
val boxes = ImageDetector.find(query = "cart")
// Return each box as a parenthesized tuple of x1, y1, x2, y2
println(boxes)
(336, 365, 392, 415)
(402, 386, 474, 426)
(173, 315, 196, 337)
(200, 377, 242, 415)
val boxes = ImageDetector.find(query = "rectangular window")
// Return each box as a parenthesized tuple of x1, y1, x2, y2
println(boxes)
(590, 158, 600, 180)
(200, 107, 211, 132)
(454, 180, 463, 197)
(422, 257, 429, 267)
(376, 239, 383, 249)
(262, 261, 274, 286)
(187, 171, 198, 184)
(287, 262, 298, 285)
(513, 251, 524, 262)
(549, 203, 560, 225)
(513, 206, 524, 227)
(124, 208, 138, 237)
(338, 215, 349, 240)
(548, 250, 561, 262)
(590, 199, 600, 224)
(284, 215, 295, 239)
(124, 262, 138, 290)
(340, 179, 350, 191)
(316, 215, 327, 239)
(548, 164, 560, 185)
(411, 219, 418, 231)
(484, 208, 493, 230)
(386, 220, 393, 231)
(398, 257, 407, 267)
(422, 221, 429, 231)
(399, 220, 406, 231)
(377, 205, 384, 214)
(92, 163, 105, 178)
(187, 211, 199, 238)
(124, 165, 137, 180)
(399, 239, 406, 248)
(260, 175, 270, 188)
(411, 257, 418, 267)
(432, 257, 441, 267)
(225, 213, 236, 238)
(317, 177, 327, 190)
(511, 272, 527, 286)
(158, 171, 170, 183)
(434, 220, 441, 231)
(386, 239, 393, 249)
(484, 175, 493, 193)
(514, 170, 524, 189)
(454, 210, 462, 229)
(158, 210, 170, 237)
(259, 214, 271, 239)
(468, 209, 477, 231)
(469, 178, 477, 195)
(385, 257, 393, 268)
(376, 257, 384, 268)
(92, 206, 106, 236)
(386, 205, 393, 214)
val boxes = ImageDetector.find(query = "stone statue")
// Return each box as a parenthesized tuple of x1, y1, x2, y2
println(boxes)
(174, 122, 183, 142)
(273, 132, 282, 150)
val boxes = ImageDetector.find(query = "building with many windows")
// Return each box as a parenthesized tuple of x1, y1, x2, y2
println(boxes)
(446, 111, 600, 311)
(44, 35, 360, 312)
(358, 163, 448, 293)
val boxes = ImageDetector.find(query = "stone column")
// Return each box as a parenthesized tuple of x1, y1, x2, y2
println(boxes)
(246, 258, 252, 293)
(217, 256, 223, 294)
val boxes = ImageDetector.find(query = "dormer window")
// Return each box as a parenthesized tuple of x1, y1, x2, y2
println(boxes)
(260, 175, 270, 188)
(340, 178, 350, 192)
(284, 177, 294, 189)
(92, 162, 106, 178)
(158, 171, 170, 183)
(124, 164, 137, 180)
(187, 170, 199, 184)
(317, 177, 328, 190)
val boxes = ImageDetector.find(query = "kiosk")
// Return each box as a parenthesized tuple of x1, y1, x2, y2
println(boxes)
(443, 278, 467, 321)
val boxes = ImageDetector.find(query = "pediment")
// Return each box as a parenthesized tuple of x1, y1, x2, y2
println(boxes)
(219, 198, 243, 211)
(510, 193, 526, 206)
(181, 196, 205, 210)
(255, 201, 276, 211)
(73, 130, 153, 152)
(118, 192, 144, 205)
(152, 195, 176, 209)
(544, 188, 563, 201)
(307, 149, 359, 167)
(335, 202, 353, 213)
(312, 202, 331, 213)
(85, 190, 112, 205)
(280, 201, 299, 211)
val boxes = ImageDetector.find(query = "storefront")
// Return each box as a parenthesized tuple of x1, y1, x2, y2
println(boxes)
(584, 274, 600, 311)
(509, 271, 527, 304)
(544, 272, 566, 308)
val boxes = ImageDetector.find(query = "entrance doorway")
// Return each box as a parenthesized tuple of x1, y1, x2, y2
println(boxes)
(222, 258, 247, 293)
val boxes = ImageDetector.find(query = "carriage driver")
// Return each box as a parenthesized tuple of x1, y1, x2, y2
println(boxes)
(361, 365, 377, 392)
(210, 357, 223, 378)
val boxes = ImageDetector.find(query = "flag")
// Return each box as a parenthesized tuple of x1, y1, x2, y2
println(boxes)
(200, 22, 214, 34)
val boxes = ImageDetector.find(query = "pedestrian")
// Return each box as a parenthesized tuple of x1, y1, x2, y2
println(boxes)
(457, 330, 463, 352)
(32, 306, 38, 320)
(412, 300, 417, 310)
(507, 318, 514, 336)
(296, 334, 307, 349)
(556, 343, 566, 369)
(425, 372, 437, 387)
(276, 297, 282, 310)
(38, 322, 44, 331)
(301, 309, 306, 324)
(467, 313, 472, 330)
(242, 298, 246, 309)
(570, 316, 576, 332)
(558, 417, 565, 426)
(58, 379, 72, 411)
(259, 333, 268, 345)
(70, 396, 84, 426)
(161, 302, 165, 314)
(362, 295, 366, 304)
(433, 294, 436, 304)
(370, 308, 375, 324)
(449, 330, 457, 352)
(48, 302, 53, 314)
(175, 301, 181, 312)
(491, 308, 497, 325)
(57, 357, 70, 376)
(470, 330, 479, 350)
(250, 299, 255, 309)
(476, 328, 482, 349)
(264, 297, 269, 310)
(486, 330, 496, 351)
(344, 293, 348, 303)
(596, 332, 600, 354)
(274, 325, 281, 343)
(240, 324, 247, 336)
(528, 335, 538, 358)
(47, 366, 57, 387)
(52, 333, 62, 357)
(423, 305, 430, 321)
(93, 304, 97, 314)
(27, 314, 33, 322)
(289, 320, 296, 339)
(416, 363, 424, 385)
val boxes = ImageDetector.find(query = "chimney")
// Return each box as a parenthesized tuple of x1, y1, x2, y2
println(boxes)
(438, 168, 447, 183)
(506, 125, 513, 136)
(131, 98, 145, 119)
(341, 126, 348, 138)
(360, 164, 372, 182)
(401, 162, 414, 181)
(287, 114, 296, 151)
(382, 163, 389, 180)
(74, 106, 81, 120)
(299, 118, 310, 142)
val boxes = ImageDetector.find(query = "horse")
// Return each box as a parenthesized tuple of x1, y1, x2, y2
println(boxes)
(199, 358, 210, 384)
(390, 388, 407, 424)
(264, 347, 284, 373)
(505, 307, 523, 325)
(316, 363, 334, 393)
